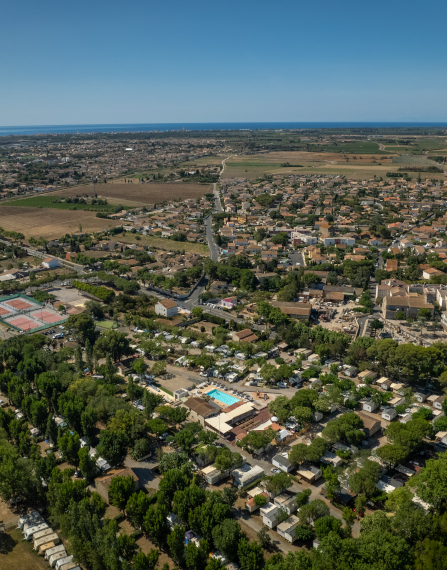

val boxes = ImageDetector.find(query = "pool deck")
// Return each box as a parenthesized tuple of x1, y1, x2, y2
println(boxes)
(193, 382, 254, 410)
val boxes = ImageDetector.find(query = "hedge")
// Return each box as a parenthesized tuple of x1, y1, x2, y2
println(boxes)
(72, 280, 115, 303)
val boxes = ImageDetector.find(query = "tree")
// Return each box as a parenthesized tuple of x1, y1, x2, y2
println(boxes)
(133, 550, 160, 570)
(342, 507, 356, 529)
(173, 484, 207, 522)
(108, 475, 136, 514)
(369, 319, 383, 330)
(254, 494, 267, 508)
(293, 406, 313, 426)
(212, 519, 243, 561)
(298, 500, 330, 526)
(376, 444, 408, 467)
(147, 418, 168, 437)
(97, 429, 129, 467)
(67, 313, 99, 345)
(322, 466, 340, 500)
(45, 415, 58, 444)
(415, 539, 447, 570)
(349, 460, 381, 498)
(58, 430, 81, 467)
(95, 330, 131, 362)
(408, 450, 447, 509)
(418, 308, 432, 320)
(354, 494, 367, 516)
(142, 391, 164, 418)
(257, 527, 272, 550)
(237, 538, 264, 570)
(185, 538, 209, 570)
(289, 443, 308, 466)
(294, 525, 314, 542)
(126, 492, 151, 529)
(384, 487, 414, 512)
(144, 504, 170, 548)
(296, 489, 312, 508)
(78, 447, 97, 481)
(133, 357, 147, 378)
(167, 524, 186, 565)
(314, 516, 342, 540)
(151, 361, 167, 377)
(81, 407, 98, 441)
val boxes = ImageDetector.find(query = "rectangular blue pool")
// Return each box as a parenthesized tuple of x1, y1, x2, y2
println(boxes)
(206, 389, 240, 406)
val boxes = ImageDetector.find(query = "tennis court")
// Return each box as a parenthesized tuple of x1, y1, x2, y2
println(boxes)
(4, 298, 37, 310)
(0, 306, 12, 316)
(30, 309, 65, 324)
(7, 316, 41, 330)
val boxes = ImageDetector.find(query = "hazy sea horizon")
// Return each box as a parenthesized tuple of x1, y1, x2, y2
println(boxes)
(1, 122, 447, 137)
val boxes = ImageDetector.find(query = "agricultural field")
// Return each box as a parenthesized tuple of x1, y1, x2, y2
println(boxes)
(314, 141, 389, 154)
(54, 182, 212, 206)
(223, 151, 396, 180)
(117, 233, 209, 255)
(0, 206, 122, 241)
(3, 195, 118, 212)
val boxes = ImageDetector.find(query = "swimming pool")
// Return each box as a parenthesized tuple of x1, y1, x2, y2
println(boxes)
(206, 389, 240, 406)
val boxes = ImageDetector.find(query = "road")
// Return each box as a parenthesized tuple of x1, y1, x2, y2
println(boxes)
(212, 183, 223, 213)
(205, 215, 220, 262)
(288, 250, 305, 268)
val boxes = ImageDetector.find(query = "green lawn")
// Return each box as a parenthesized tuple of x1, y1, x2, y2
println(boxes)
(0, 528, 49, 570)
(96, 320, 119, 329)
(317, 142, 387, 154)
(3, 196, 120, 212)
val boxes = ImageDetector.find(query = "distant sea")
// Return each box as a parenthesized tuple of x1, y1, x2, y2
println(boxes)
(1, 122, 447, 137)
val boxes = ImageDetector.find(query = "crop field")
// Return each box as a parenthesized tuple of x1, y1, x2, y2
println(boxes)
(53, 182, 212, 206)
(0, 206, 122, 240)
(223, 151, 395, 180)
(315, 141, 388, 154)
(3, 195, 119, 211)
(117, 233, 209, 255)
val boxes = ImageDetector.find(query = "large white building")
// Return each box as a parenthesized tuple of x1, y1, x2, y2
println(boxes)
(322, 237, 356, 246)
(155, 299, 178, 317)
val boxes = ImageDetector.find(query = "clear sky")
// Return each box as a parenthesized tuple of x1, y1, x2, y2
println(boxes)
(1, 0, 447, 125)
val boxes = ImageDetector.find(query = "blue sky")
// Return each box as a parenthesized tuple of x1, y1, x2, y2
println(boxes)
(1, 0, 446, 125)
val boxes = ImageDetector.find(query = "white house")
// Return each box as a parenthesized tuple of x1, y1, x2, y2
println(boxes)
(220, 296, 237, 309)
(382, 407, 397, 421)
(272, 454, 293, 473)
(363, 399, 379, 413)
(42, 257, 60, 269)
(260, 502, 280, 528)
(277, 515, 299, 543)
(155, 299, 178, 317)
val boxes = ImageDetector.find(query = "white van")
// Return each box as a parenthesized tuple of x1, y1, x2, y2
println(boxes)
(24, 523, 48, 540)
(49, 550, 68, 567)
(55, 555, 73, 570)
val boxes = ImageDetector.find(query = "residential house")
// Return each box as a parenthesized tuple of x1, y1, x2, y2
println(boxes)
(154, 299, 178, 317)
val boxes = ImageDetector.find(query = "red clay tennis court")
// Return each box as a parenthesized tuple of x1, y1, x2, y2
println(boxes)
(5, 298, 34, 310)
(8, 316, 40, 330)
(30, 310, 63, 324)
(0, 306, 12, 316)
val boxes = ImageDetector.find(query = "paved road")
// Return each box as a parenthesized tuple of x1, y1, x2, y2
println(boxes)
(288, 250, 305, 268)
(213, 183, 223, 213)
(205, 215, 220, 261)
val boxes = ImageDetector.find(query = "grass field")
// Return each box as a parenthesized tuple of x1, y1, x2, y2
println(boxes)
(316, 141, 388, 154)
(54, 182, 212, 206)
(3, 195, 119, 211)
(223, 151, 396, 180)
(117, 233, 209, 255)
(0, 206, 122, 241)
(0, 528, 49, 570)
(96, 320, 119, 329)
